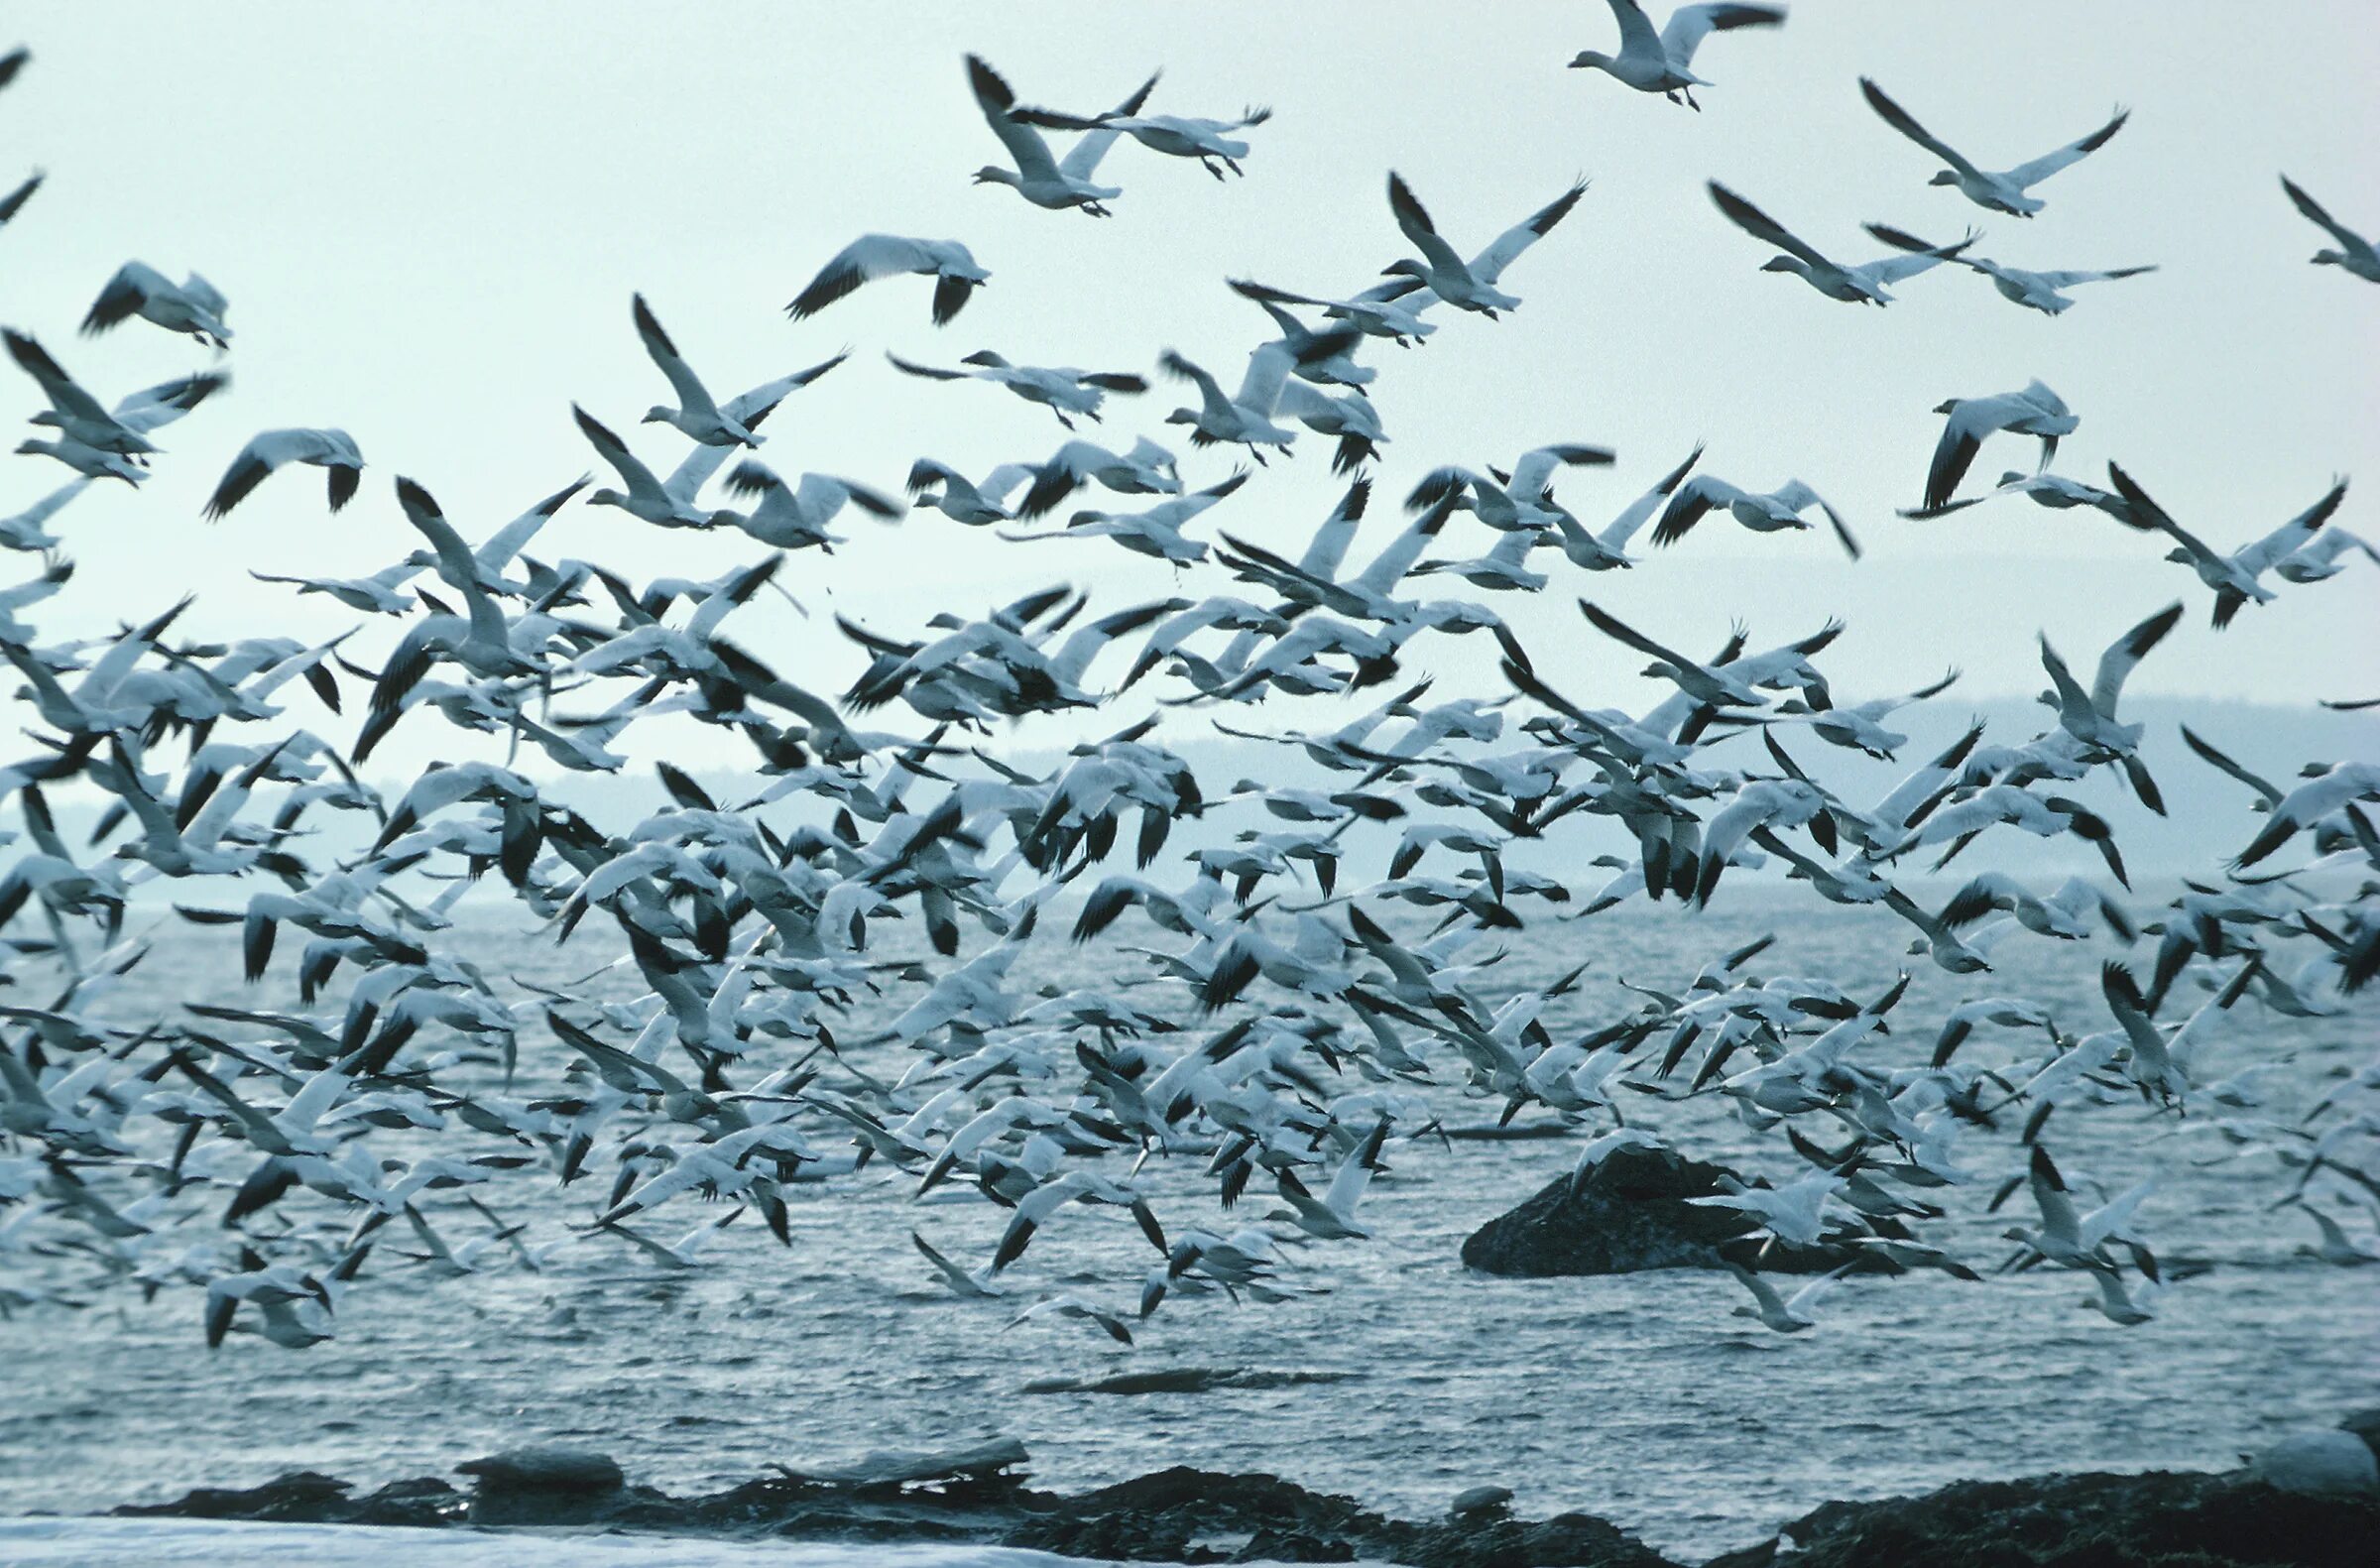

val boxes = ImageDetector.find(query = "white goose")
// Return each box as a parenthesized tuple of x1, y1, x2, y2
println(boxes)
(1543, 444, 1705, 570)
(886, 349, 1147, 429)
(966, 55, 1148, 215)
(80, 261, 231, 348)
(1015, 74, 1271, 179)
(1015, 436, 1181, 518)
(1654, 473, 1861, 559)
(203, 428, 365, 520)
(1407, 443, 1615, 532)
(786, 235, 988, 326)
(1568, 1, 1787, 109)
(573, 404, 719, 530)
(1924, 381, 2075, 511)
(7, 328, 183, 455)
(715, 461, 903, 550)
(905, 458, 1037, 525)
(1380, 172, 1587, 316)
(13, 365, 226, 482)
(1868, 223, 2156, 315)
(2107, 469, 2347, 629)
(2282, 177, 2380, 283)
(1158, 344, 1297, 461)
(1708, 182, 1972, 304)
(2274, 527, 2380, 585)
(1862, 77, 2128, 217)
(1726, 1262, 1851, 1333)
(632, 293, 762, 447)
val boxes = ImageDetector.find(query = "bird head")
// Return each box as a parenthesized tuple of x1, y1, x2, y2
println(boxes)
(959, 350, 1010, 369)
(1567, 50, 1612, 74)
(1758, 255, 1804, 275)
(1379, 259, 1429, 283)
(2312, 249, 2345, 268)
(640, 406, 674, 426)
(1927, 171, 1959, 188)
(971, 166, 1016, 187)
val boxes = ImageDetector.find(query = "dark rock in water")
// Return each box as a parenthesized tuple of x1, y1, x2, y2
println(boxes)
(114, 1446, 1672, 1566)
(773, 1436, 1030, 1489)
(114, 1470, 354, 1520)
(2338, 1406, 2380, 1463)
(1448, 1484, 1513, 1518)
(456, 1445, 625, 1525)
(1461, 1145, 1877, 1276)
(1773, 1468, 2380, 1568)
(1004, 1468, 1669, 1568)
(113, 1445, 2380, 1567)
(1020, 1366, 1359, 1396)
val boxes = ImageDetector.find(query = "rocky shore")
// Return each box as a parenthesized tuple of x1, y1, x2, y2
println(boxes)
(100, 1415, 2380, 1567)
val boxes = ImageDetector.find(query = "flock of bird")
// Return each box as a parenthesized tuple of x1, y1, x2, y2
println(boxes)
(1, 4, 2377, 1356)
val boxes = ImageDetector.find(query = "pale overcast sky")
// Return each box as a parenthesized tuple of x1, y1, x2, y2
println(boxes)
(3, 2, 2375, 772)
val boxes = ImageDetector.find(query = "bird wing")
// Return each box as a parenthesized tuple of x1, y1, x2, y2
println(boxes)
(1652, 472, 1743, 545)
(1865, 230, 1977, 285)
(1708, 181, 1834, 271)
(205, 428, 338, 521)
(113, 372, 228, 433)
(475, 476, 587, 573)
(787, 234, 935, 319)
(2004, 106, 2129, 190)
(1662, 4, 1787, 66)
(1353, 492, 1459, 595)
(1470, 180, 1588, 283)
(2179, 725, 2282, 808)
(1386, 173, 1469, 277)
(885, 350, 968, 382)
(1056, 68, 1157, 181)
(1599, 443, 1706, 549)
(2232, 480, 2344, 577)
(4, 330, 113, 425)
(573, 404, 668, 501)
(1298, 476, 1370, 578)
(2033, 265, 2158, 289)
(1859, 78, 1980, 178)
(967, 55, 1062, 181)
(2089, 601, 2181, 716)
(395, 478, 510, 652)
(633, 294, 721, 420)
(2282, 176, 2369, 251)
(1232, 342, 1294, 414)
(80, 261, 168, 334)
(1323, 1116, 1390, 1217)
(1603, 0, 1665, 61)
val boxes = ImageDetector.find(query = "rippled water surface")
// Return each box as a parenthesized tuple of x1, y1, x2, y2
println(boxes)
(4, 897, 2375, 1562)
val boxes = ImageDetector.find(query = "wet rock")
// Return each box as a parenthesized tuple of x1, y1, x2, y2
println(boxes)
(1772, 1468, 2380, 1568)
(2247, 1431, 2379, 1498)
(455, 1445, 626, 1525)
(1461, 1145, 1873, 1276)
(1448, 1484, 1513, 1519)
(2337, 1405, 2380, 1464)
(774, 1436, 1029, 1490)
(114, 1470, 353, 1520)
(1021, 1367, 1359, 1396)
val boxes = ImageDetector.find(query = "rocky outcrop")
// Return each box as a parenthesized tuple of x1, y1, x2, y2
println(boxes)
(1771, 1466, 2379, 1568)
(109, 1428, 2380, 1568)
(454, 1446, 627, 1524)
(1460, 1145, 1876, 1276)
(115, 1445, 1670, 1567)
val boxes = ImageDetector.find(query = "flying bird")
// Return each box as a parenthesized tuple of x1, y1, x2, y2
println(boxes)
(1861, 77, 2128, 216)
(787, 236, 989, 327)
(1568, 2, 1788, 109)
(2280, 177, 2380, 283)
